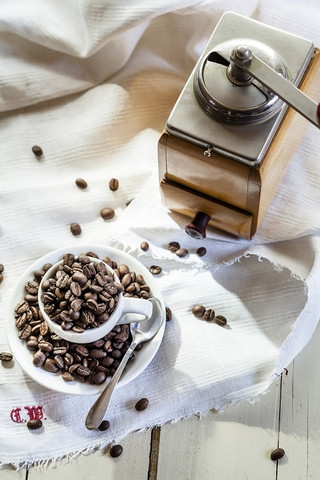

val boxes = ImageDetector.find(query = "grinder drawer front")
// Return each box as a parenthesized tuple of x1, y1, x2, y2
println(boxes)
(161, 132, 259, 212)
(160, 179, 253, 239)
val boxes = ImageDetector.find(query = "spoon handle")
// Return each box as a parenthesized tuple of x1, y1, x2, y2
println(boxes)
(85, 341, 137, 430)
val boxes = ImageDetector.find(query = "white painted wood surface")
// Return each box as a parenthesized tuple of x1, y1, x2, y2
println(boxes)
(1, 320, 320, 479)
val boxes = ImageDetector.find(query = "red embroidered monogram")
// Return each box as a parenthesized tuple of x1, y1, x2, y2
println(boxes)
(10, 405, 45, 423)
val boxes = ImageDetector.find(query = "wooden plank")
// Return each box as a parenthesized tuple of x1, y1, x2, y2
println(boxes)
(157, 380, 281, 479)
(0, 465, 26, 480)
(27, 430, 152, 480)
(277, 321, 320, 479)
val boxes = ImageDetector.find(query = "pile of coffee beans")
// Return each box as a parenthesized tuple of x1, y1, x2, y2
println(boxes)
(40, 253, 123, 332)
(14, 252, 152, 385)
(192, 304, 227, 327)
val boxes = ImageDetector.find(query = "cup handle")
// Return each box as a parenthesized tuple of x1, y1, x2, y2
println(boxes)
(116, 297, 153, 325)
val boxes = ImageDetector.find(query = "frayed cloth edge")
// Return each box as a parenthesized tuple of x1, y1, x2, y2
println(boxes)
(3, 379, 276, 471)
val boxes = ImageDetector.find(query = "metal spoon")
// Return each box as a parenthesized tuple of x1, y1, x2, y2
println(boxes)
(85, 297, 164, 430)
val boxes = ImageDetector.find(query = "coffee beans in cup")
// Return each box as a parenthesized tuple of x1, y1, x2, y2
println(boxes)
(40, 254, 123, 333)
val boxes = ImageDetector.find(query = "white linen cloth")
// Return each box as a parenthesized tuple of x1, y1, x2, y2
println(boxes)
(1, 0, 320, 468)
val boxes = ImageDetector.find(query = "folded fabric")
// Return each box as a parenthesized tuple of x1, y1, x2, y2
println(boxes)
(1, 0, 320, 469)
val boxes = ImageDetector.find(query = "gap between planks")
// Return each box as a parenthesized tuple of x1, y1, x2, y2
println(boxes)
(148, 426, 161, 480)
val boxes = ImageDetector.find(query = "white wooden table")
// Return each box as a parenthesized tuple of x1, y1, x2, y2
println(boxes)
(2, 318, 319, 480)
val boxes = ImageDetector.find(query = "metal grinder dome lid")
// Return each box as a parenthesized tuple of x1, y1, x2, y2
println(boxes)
(193, 38, 287, 124)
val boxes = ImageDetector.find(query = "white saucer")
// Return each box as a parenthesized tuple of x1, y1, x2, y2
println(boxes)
(6, 244, 166, 396)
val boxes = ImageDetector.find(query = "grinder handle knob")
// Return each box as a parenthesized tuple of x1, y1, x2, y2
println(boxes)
(185, 212, 210, 239)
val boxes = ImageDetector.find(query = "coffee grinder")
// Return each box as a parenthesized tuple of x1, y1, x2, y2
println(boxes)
(158, 12, 320, 239)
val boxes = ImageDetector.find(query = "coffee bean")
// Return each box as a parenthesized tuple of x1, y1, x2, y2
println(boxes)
(0, 264, 4, 273)
(70, 223, 82, 236)
(77, 365, 91, 376)
(192, 305, 206, 317)
(27, 419, 43, 430)
(110, 445, 123, 458)
(101, 208, 115, 220)
(168, 241, 180, 252)
(109, 178, 119, 191)
(18, 324, 32, 340)
(92, 371, 106, 384)
(140, 241, 149, 251)
(165, 307, 172, 322)
(0, 352, 13, 362)
(15, 300, 29, 314)
(32, 145, 43, 158)
(75, 178, 87, 189)
(135, 398, 149, 411)
(149, 265, 162, 275)
(98, 420, 110, 431)
(215, 315, 227, 326)
(176, 248, 189, 258)
(33, 350, 46, 367)
(270, 448, 285, 461)
(203, 309, 215, 321)
(43, 358, 59, 373)
(62, 372, 75, 382)
(196, 247, 207, 257)
(0, 273, 3, 284)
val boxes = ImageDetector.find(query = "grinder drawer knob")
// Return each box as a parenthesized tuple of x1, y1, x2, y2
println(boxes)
(185, 212, 210, 239)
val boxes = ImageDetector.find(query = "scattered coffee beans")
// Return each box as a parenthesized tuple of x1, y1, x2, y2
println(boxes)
(215, 315, 227, 326)
(192, 305, 228, 326)
(109, 178, 119, 191)
(270, 448, 285, 461)
(75, 178, 88, 189)
(32, 145, 43, 158)
(110, 444, 123, 458)
(192, 305, 206, 317)
(175, 248, 188, 258)
(98, 420, 110, 431)
(70, 223, 82, 236)
(196, 247, 207, 257)
(140, 241, 149, 252)
(135, 398, 149, 411)
(101, 207, 115, 220)
(0, 352, 13, 362)
(168, 242, 180, 252)
(27, 419, 43, 430)
(149, 265, 162, 275)
(165, 307, 172, 322)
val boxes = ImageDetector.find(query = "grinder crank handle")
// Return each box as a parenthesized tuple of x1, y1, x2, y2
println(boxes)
(229, 46, 320, 128)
